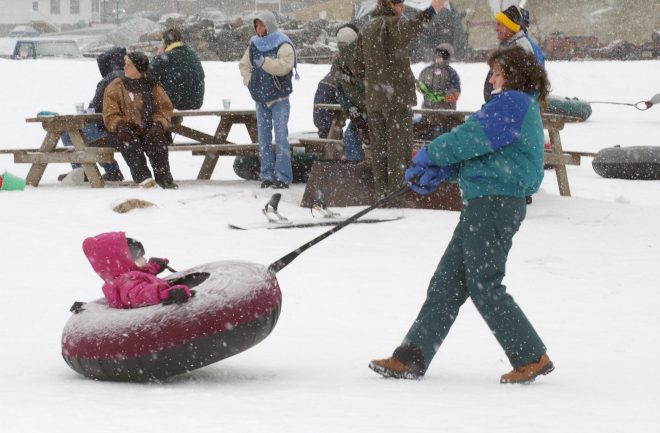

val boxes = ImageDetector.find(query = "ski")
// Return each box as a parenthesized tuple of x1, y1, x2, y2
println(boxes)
(228, 193, 404, 230)
(228, 213, 404, 230)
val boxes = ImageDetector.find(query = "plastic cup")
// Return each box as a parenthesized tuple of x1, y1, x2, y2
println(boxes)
(1, 171, 26, 191)
(222, 98, 231, 110)
(75, 102, 85, 114)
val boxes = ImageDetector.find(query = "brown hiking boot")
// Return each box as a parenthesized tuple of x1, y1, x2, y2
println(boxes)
(368, 357, 423, 380)
(500, 353, 554, 384)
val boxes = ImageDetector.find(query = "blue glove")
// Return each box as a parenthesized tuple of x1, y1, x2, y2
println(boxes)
(404, 147, 453, 195)
(254, 55, 265, 67)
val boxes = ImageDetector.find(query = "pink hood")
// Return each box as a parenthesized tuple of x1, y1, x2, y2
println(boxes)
(83, 231, 145, 282)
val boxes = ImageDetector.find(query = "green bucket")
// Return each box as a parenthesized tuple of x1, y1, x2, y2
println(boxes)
(1, 171, 26, 191)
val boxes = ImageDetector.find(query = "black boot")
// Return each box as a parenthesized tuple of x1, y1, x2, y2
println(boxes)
(156, 173, 178, 189)
(158, 179, 179, 189)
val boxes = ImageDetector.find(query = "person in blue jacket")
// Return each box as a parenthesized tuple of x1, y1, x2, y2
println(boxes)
(239, 10, 297, 189)
(370, 46, 554, 385)
(484, 5, 545, 102)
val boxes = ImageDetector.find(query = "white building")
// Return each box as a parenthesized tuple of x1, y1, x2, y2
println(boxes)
(0, 0, 102, 28)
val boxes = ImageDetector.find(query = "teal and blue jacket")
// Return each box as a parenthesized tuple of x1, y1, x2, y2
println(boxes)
(427, 90, 544, 200)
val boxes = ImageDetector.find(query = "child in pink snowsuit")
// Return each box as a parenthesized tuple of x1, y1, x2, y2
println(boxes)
(82, 231, 192, 308)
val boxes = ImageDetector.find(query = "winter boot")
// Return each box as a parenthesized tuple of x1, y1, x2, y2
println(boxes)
(102, 170, 124, 182)
(368, 344, 425, 380)
(272, 180, 289, 189)
(369, 357, 423, 380)
(500, 353, 554, 384)
(157, 178, 179, 189)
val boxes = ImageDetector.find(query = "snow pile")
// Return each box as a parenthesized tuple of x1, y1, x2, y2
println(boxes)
(105, 17, 162, 48)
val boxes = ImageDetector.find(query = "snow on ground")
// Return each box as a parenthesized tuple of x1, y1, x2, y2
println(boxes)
(1, 57, 659, 433)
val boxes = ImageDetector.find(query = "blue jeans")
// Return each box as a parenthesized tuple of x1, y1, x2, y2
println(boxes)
(61, 122, 121, 174)
(256, 98, 292, 184)
(343, 121, 364, 161)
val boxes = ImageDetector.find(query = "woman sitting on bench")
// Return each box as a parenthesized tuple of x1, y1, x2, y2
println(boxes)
(102, 51, 178, 189)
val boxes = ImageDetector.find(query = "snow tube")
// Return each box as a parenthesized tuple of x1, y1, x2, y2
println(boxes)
(546, 95, 592, 121)
(592, 146, 660, 180)
(61, 261, 281, 382)
(233, 153, 319, 183)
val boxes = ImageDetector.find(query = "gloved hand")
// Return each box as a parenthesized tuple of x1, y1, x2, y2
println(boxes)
(407, 165, 453, 195)
(445, 93, 459, 104)
(404, 147, 453, 195)
(146, 122, 167, 145)
(348, 106, 360, 119)
(148, 257, 170, 275)
(160, 285, 192, 305)
(116, 122, 136, 145)
(254, 55, 265, 68)
(149, 122, 164, 136)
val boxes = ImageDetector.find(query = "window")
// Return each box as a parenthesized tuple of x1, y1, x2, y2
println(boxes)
(70, 0, 80, 14)
(32, 1, 39, 11)
(50, 0, 60, 14)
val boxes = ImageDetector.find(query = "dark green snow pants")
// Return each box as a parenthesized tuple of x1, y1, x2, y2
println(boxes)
(401, 195, 547, 371)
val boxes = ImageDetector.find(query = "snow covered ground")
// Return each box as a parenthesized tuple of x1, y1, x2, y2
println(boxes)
(1, 57, 659, 433)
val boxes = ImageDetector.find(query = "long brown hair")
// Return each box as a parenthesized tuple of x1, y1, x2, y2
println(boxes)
(488, 46, 551, 110)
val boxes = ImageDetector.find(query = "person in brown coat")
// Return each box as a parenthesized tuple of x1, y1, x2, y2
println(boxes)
(103, 51, 177, 189)
(353, 0, 448, 200)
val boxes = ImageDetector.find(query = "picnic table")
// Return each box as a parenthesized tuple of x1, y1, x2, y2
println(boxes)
(6, 110, 259, 187)
(312, 103, 588, 197)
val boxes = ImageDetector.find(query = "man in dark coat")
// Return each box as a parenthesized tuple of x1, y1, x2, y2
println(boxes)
(313, 72, 339, 139)
(149, 28, 205, 110)
(353, 0, 448, 200)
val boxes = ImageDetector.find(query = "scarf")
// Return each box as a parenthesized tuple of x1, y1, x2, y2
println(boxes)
(165, 41, 184, 52)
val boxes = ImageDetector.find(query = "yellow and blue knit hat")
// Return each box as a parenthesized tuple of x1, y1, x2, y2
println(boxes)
(495, 5, 523, 33)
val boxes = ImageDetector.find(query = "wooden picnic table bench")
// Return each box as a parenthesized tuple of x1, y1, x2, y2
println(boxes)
(314, 103, 585, 197)
(5, 109, 342, 187)
(12, 110, 261, 187)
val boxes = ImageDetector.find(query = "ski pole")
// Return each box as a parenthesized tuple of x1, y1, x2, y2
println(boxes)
(268, 185, 410, 274)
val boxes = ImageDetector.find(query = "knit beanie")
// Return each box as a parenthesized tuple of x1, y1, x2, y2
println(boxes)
(495, 5, 523, 33)
(434, 43, 454, 61)
(126, 51, 149, 74)
(336, 25, 358, 46)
